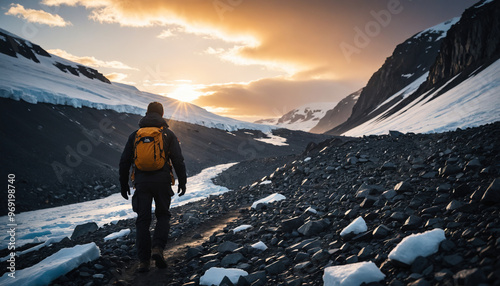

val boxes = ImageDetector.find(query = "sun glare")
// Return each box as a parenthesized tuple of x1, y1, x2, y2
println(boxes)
(168, 84, 202, 102)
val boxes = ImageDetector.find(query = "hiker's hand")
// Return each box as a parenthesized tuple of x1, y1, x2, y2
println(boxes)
(121, 184, 131, 200)
(178, 184, 186, 197)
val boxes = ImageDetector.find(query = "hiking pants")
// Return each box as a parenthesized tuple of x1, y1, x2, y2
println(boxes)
(132, 181, 172, 262)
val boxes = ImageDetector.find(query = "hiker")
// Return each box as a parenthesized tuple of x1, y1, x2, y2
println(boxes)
(119, 102, 187, 272)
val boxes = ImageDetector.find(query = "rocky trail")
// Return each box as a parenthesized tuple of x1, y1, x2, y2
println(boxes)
(2, 122, 499, 286)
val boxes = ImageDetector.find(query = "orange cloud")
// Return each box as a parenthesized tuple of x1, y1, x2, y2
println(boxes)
(5, 3, 72, 27)
(41, 0, 390, 80)
(192, 77, 358, 120)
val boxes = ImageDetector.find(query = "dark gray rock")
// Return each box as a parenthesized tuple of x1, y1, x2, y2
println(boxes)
(443, 254, 464, 267)
(480, 179, 500, 205)
(71, 222, 98, 240)
(394, 181, 412, 193)
(218, 241, 239, 253)
(402, 215, 422, 230)
(372, 224, 391, 238)
(221, 253, 245, 267)
(265, 260, 286, 275)
(311, 249, 330, 263)
(381, 162, 397, 171)
(439, 164, 461, 177)
(411, 256, 430, 274)
(453, 268, 487, 286)
(281, 216, 304, 233)
(297, 219, 328, 236)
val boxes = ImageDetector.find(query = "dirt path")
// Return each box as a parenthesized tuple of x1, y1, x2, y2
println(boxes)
(109, 208, 244, 285)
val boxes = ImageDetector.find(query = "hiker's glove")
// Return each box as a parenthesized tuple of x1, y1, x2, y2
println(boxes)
(178, 184, 186, 197)
(121, 184, 131, 200)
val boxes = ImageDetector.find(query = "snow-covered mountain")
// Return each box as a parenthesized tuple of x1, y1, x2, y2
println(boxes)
(255, 102, 338, 132)
(310, 89, 361, 134)
(327, 0, 500, 136)
(0, 28, 273, 132)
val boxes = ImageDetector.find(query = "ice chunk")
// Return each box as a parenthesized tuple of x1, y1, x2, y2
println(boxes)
(232, 225, 252, 233)
(251, 193, 286, 209)
(340, 216, 367, 237)
(0, 242, 100, 286)
(250, 241, 268, 251)
(103, 229, 130, 241)
(323, 261, 385, 286)
(388, 228, 446, 265)
(200, 267, 248, 285)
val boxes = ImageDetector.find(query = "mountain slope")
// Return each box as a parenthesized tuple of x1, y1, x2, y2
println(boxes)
(310, 89, 361, 134)
(0, 28, 273, 132)
(256, 102, 338, 132)
(329, 0, 500, 136)
(0, 98, 332, 214)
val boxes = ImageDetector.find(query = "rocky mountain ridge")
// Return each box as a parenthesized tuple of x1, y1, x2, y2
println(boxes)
(328, 0, 500, 135)
(310, 89, 361, 134)
(0, 28, 110, 84)
(255, 102, 338, 133)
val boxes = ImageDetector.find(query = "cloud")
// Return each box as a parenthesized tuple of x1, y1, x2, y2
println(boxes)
(192, 77, 358, 120)
(48, 49, 138, 70)
(105, 72, 132, 83)
(40, 0, 454, 81)
(5, 3, 72, 27)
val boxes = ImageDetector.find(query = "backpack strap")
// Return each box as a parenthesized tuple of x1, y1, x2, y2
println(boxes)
(160, 127, 176, 186)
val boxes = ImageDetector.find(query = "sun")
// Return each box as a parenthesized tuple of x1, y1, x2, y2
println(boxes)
(168, 84, 202, 102)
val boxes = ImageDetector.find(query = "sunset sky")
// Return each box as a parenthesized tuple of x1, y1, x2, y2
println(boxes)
(0, 0, 478, 122)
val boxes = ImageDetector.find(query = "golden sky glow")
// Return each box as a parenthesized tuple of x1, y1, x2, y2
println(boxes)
(1, 0, 478, 121)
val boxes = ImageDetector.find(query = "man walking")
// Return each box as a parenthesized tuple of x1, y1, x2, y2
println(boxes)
(119, 102, 187, 272)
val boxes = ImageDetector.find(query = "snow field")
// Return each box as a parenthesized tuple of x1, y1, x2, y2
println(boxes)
(0, 163, 236, 249)
(345, 59, 500, 136)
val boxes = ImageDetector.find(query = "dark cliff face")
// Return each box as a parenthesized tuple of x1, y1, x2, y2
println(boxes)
(348, 25, 449, 121)
(424, 0, 500, 91)
(0, 30, 51, 62)
(310, 88, 361, 134)
(0, 29, 111, 84)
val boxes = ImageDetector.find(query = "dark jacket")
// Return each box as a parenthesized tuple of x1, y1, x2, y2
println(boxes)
(119, 113, 187, 188)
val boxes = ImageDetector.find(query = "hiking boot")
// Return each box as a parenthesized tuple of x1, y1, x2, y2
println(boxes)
(136, 261, 150, 273)
(151, 247, 167, 269)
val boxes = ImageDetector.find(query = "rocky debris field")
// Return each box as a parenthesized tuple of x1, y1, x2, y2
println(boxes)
(3, 122, 499, 286)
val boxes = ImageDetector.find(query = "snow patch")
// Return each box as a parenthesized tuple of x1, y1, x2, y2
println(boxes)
(340, 216, 368, 237)
(103, 229, 130, 241)
(0, 243, 100, 286)
(251, 193, 286, 209)
(232, 225, 252, 233)
(388, 228, 446, 265)
(255, 132, 288, 146)
(200, 267, 248, 285)
(323, 261, 385, 286)
(251, 241, 268, 251)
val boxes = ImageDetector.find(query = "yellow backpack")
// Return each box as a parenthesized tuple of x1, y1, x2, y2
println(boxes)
(132, 127, 175, 185)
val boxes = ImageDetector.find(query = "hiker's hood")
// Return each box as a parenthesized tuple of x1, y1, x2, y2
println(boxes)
(138, 112, 169, 128)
